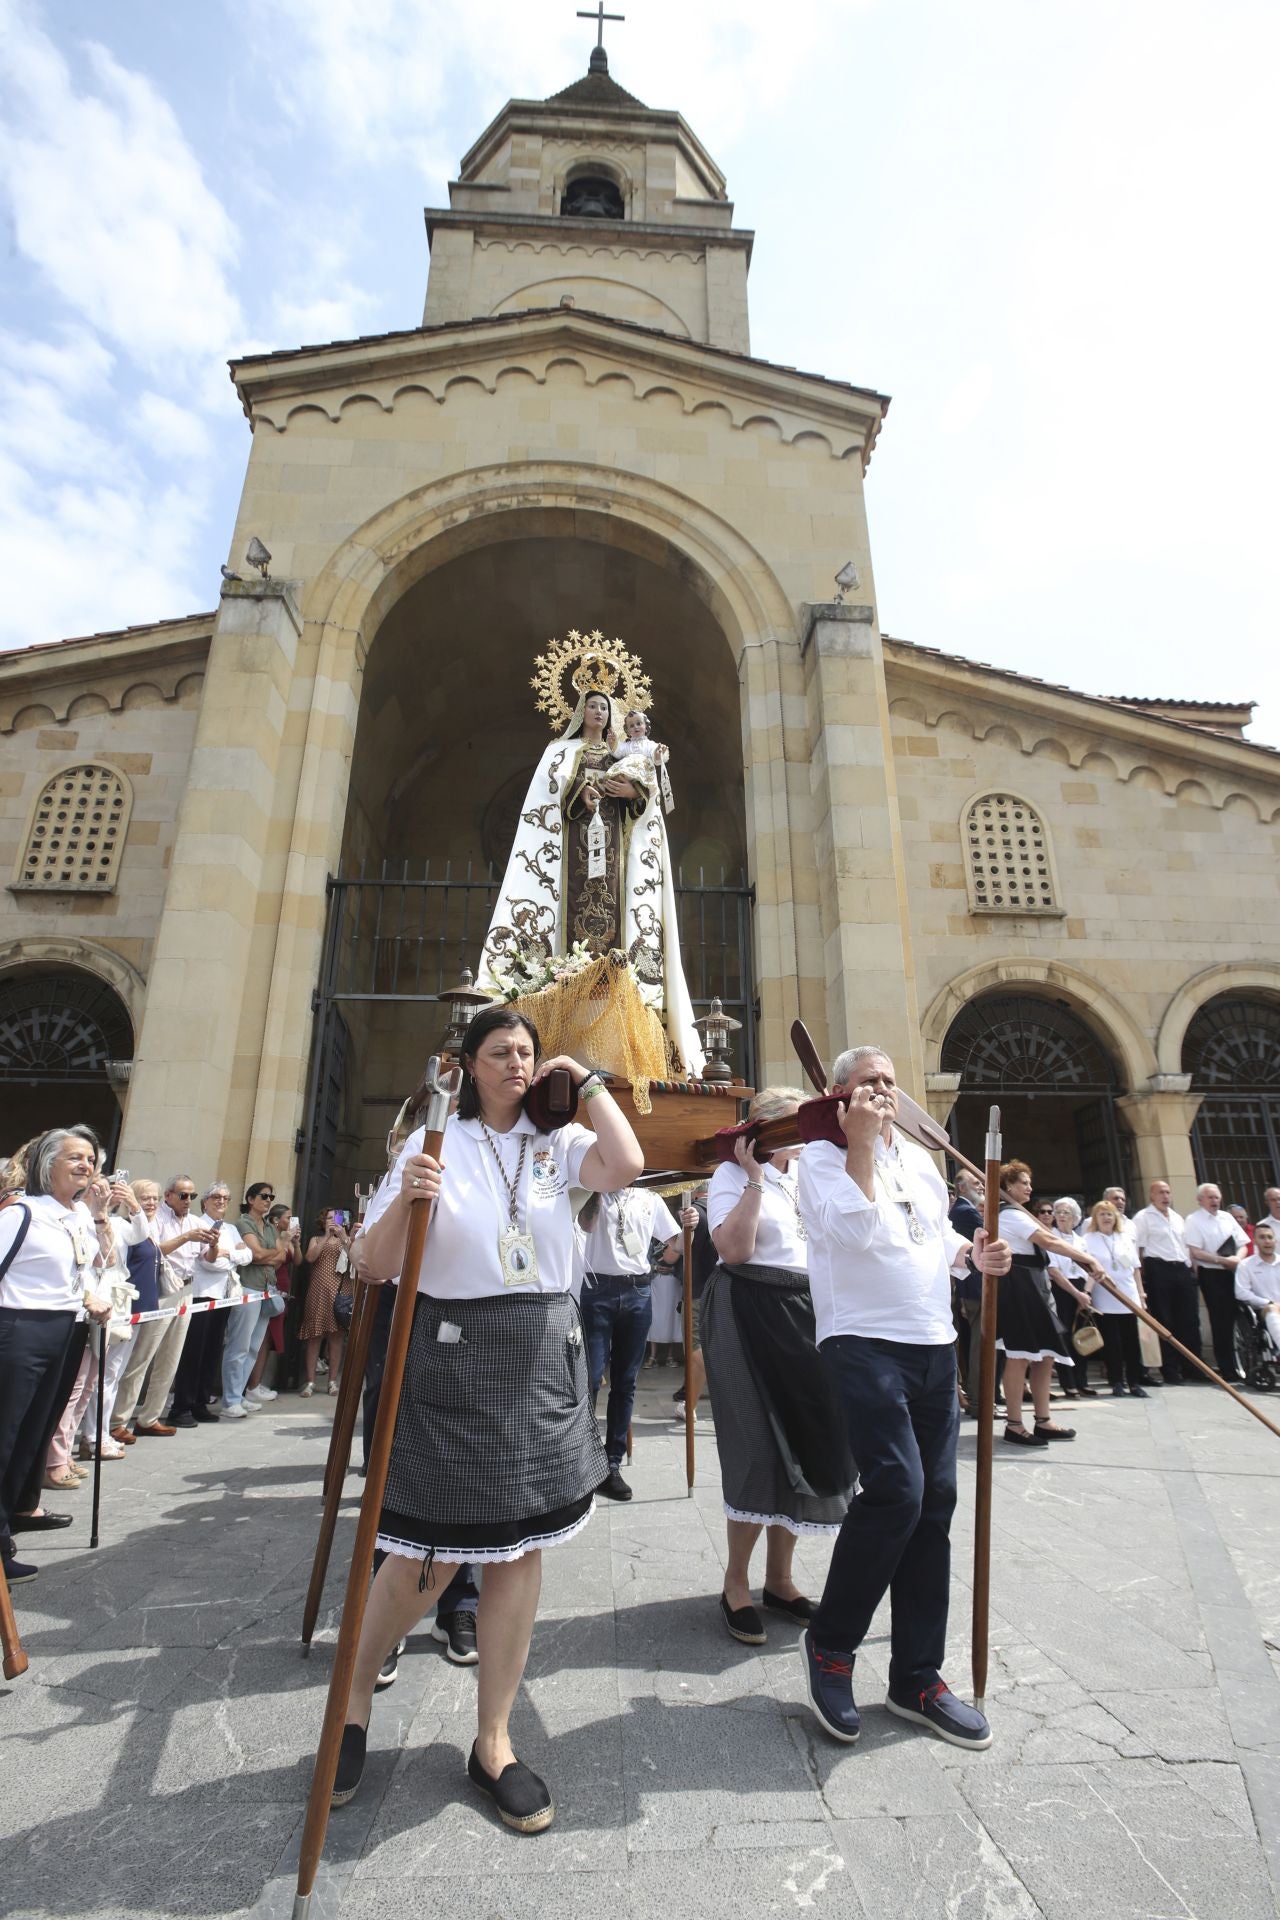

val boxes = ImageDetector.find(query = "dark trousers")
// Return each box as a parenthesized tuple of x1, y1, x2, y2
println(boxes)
(170, 1301, 220, 1417)
(363, 1287, 476, 1612)
(1049, 1282, 1089, 1391)
(1143, 1260, 1201, 1379)
(1101, 1315, 1143, 1388)
(582, 1272, 652, 1468)
(0, 1308, 78, 1554)
(812, 1336, 959, 1692)
(1198, 1270, 1241, 1380)
(958, 1296, 1004, 1404)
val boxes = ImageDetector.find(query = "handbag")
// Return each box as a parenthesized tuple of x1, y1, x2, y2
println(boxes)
(1072, 1309, 1104, 1357)
(333, 1288, 354, 1331)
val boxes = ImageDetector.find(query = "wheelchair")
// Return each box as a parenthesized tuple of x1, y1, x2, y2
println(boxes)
(1233, 1303, 1280, 1392)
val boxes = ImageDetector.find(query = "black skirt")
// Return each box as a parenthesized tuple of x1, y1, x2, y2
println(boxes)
(377, 1290, 606, 1564)
(997, 1255, 1072, 1363)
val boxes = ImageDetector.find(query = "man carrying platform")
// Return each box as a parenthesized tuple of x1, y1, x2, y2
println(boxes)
(796, 1044, 1012, 1750)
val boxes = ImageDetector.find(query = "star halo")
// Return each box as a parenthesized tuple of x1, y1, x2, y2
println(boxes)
(529, 628, 653, 734)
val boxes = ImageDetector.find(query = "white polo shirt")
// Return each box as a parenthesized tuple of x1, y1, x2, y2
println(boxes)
(156, 1203, 204, 1283)
(1132, 1205, 1191, 1267)
(797, 1133, 967, 1347)
(0, 1193, 100, 1313)
(582, 1187, 680, 1278)
(1184, 1208, 1248, 1265)
(1236, 1254, 1280, 1310)
(364, 1112, 596, 1301)
(708, 1157, 809, 1271)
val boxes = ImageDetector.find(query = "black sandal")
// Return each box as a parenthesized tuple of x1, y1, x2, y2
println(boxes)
(1034, 1418, 1077, 1440)
(1002, 1424, 1048, 1447)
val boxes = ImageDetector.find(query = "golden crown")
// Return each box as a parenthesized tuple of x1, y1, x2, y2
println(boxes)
(529, 629, 653, 733)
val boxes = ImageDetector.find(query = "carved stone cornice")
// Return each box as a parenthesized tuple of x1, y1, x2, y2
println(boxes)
(0, 616, 211, 734)
(232, 308, 889, 464)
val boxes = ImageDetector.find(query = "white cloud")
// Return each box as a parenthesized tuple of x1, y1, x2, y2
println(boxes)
(244, 0, 868, 171)
(0, 3, 245, 386)
(135, 393, 213, 464)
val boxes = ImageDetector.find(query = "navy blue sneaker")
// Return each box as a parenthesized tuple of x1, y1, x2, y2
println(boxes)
(799, 1629, 860, 1743)
(886, 1680, 992, 1749)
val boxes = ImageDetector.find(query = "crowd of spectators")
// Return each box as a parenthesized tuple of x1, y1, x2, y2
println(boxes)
(947, 1170, 1280, 1432)
(0, 1124, 351, 1588)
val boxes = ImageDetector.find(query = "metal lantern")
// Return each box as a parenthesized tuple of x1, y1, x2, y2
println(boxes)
(436, 965, 493, 1056)
(694, 995, 742, 1083)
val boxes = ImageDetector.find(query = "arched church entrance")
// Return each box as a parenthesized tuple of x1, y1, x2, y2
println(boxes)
(0, 966, 133, 1160)
(940, 992, 1134, 1202)
(1184, 993, 1280, 1213)
(301, 527, 750, 1215)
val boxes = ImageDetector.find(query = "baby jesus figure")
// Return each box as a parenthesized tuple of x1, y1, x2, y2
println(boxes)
(610, 707, 674, 815)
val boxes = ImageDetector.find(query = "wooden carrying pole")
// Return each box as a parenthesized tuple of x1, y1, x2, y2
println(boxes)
(302, 1276, 379, 1649)
(1089, 1269, 1280, 1442)
(293, 1058, 457, 1920)
(0, 1552, 29, 1680)
(971, 1106, 1001, 1710)
(681, 1215, 696, 1494)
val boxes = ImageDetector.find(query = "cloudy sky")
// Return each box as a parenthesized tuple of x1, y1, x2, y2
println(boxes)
(2, 0, 1277, 736)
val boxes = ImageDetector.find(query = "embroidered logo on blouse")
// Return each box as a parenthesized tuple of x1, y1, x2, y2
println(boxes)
(530, 1150, 566, 1200)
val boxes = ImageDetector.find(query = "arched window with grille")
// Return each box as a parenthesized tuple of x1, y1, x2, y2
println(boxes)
(961, 791, 1060, 914)
(13, 762, 132, 892)
(940, 990, 1132, 1199)
(1184, 994, 1280, 1213)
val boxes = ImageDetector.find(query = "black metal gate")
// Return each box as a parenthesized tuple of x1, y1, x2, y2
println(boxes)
(1185, 996, 1280, 1215)
(296, 861, 756, 1216)
(940, 992, 1135, 1199)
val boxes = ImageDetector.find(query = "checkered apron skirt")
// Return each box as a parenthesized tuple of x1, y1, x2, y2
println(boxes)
(700, 1262, 854, 1537)
(377, 1290, 607, 1565)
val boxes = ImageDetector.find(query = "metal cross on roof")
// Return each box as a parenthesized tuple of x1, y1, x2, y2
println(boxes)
(577, 2, 624, 50)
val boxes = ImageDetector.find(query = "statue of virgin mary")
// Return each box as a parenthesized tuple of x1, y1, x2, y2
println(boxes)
(478, 632, 704, 1077)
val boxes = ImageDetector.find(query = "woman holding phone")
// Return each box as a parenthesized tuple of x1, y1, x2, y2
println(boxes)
(299, 1208, 352, 1396)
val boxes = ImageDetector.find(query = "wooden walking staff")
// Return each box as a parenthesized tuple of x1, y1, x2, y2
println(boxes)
(293, 1056, 459, 1920)
(89, 1320, 107, 1550)
(302, 1275, 378, 1650)
(681, 1212, 696, 1494)
(971, 1105, 1001, 1711)
(320, 1277, 373, 1501)
(0, 1554, 29, 1679)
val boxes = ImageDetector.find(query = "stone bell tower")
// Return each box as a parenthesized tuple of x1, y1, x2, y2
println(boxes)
(421, 45, 753, 352)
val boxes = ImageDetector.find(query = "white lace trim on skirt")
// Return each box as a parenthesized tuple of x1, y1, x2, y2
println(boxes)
(375, 1500, 595, 1566)
(723, 1503, 843, 1537)
(996, 1341, 1072, 1363)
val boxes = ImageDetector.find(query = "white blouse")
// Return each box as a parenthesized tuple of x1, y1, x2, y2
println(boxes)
(192, 1216, 252, 1299)
(709, 1156, 809, 1272)
(582, 1188, 681, 1278)
(998, 1207, 1041, 1258)
(364, 1112, 596, 1301)
(0, 1194, 100, 1313)
(1080, 1230, 1141, 1312)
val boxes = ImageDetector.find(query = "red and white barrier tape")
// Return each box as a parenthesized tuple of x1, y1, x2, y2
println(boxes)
(78, 1286, 286, 1326)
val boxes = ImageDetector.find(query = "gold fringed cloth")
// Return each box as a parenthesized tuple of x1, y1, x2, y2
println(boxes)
(508, 952, 674, 1113)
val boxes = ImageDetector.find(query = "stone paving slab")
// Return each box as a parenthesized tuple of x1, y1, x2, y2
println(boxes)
(2, 1373, 1279, 1918)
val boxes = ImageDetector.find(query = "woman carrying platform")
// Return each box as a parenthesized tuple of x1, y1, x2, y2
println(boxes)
(330, 1004, 642, 1833)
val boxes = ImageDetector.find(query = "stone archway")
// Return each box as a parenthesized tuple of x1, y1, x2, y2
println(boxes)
(939, 990, 1134, 1200)
(0, 956, 136, 1158)
(244, 465, 809, 1178)
(1181, 989, 1280, 1213)
(924, 962, 1150, 1201)
(310, 519, 753, 1199)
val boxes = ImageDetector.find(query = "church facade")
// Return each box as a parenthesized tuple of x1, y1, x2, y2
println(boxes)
(3, 51, 1279, 1213)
